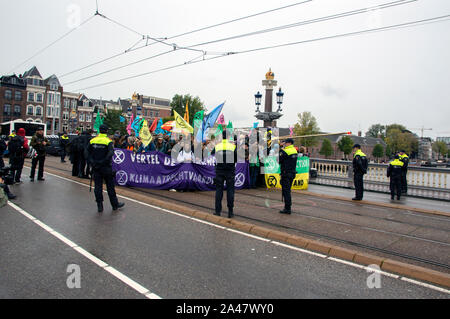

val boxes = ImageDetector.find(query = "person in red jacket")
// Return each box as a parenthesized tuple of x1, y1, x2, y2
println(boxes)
(8, 128, 29, 183)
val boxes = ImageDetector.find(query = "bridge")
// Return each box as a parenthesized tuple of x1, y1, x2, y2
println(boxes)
(1, 155, 449, 300)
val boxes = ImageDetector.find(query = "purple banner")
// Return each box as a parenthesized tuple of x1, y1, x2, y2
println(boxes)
(112, 149, 249, 191)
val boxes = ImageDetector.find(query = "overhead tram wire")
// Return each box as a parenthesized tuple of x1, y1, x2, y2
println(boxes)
(63, 0, 415, 87)
(72, 14, 450, 92)
(58, 0, 314, 79)
(7, 14, 96, 74)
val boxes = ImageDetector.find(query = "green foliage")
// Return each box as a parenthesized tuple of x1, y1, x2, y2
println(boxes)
(365, 124, 386, 138)
(372, 143, 384, 160)
(432, 141, 448, 159)
(103, 110, 127, 135)
(319, 138, 333, 158)
(337, 136, 354, 160)
(162, 116, 174, 123)
(384, 127, 418, 155)
(170, 94, 205, 123)
(293, 111, 320, 147)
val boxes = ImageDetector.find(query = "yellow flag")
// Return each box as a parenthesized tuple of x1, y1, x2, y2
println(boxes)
(139, 119, 152, 147)
(174, 110, 193, 134)
(184, 101, 189, 124)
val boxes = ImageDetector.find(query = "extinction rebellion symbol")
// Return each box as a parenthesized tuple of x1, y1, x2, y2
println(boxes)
(113, 150, 125, 164)
(267, 175, 277, 187)
(116, 170, 128, 186)
(234, 173, 245, 187)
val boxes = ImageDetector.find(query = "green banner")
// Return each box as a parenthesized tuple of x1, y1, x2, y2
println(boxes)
(264, 156, 310, 174)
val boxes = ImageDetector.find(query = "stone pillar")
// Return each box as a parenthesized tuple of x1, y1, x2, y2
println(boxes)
(262, 78, 277, 128)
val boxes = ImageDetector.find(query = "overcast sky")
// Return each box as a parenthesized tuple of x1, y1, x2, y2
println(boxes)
(1, 0, 449, 139)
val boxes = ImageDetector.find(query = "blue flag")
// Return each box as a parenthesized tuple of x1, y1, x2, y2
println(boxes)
(120, 116, 126, 123)
(253, 122, 258, 129)
(154, 118, 164, 134)
(196, 102, 224, 142)
(131, 116, 142, 136)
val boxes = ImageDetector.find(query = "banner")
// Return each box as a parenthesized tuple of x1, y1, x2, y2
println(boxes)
(112, 149, 250, 191)
(264, 156, 309, 190)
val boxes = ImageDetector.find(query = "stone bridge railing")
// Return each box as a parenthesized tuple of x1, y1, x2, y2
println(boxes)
(309, 158, 450, 201)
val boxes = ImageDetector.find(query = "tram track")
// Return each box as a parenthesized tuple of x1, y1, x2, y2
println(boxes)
(41, 162, 450, 271)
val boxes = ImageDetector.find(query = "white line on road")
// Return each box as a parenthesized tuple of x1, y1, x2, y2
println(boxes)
(21, 168, 450, 295)
(7, 201, 161, 299)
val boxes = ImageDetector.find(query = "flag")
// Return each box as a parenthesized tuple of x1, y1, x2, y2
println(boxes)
(93, 110, 104, 134)
(215, 124, 224, 137)
(183, 101, 189, 124)
(174, 110, 193, 134)
(226, 121, 234, 140)
(154, 118, 163, 134)
(131, 116, 143, 136)
(126, 114, 134, 135)
(119, 116, 125, 123)
(196, 102, 224, 142)
(289, 125, 294, 137)
(217, 114, 225, 125)
(149, 117, 158, 132)
(139, 119, 152, 147)
(193, 110, 204, 129)
(253, 122, 259, 129)
(161, 120, 175, 131)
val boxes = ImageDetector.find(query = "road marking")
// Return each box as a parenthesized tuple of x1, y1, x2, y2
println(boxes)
(7, 201, 161, 299)
(24, 168, 450, 295)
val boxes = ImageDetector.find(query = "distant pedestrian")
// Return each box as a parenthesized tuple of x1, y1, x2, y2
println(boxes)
(78, 130, 92, 178)
(352, 144, 368, 201)
(387, 154, 404, 200)
(398, 150, 409, 194)
(59, 131, 69, 162)
(70, 131, 82, 177)
(30, 128, 49, 182)
(279, 138, 298, 214)
(0, 136, 6, 168)
(86, 124, 124, 213)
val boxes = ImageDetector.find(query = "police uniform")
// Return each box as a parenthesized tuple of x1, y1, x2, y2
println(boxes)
(213, 133, 237, 218)
(352, 145, 368, 201)
(387, 156, 404, 200)
(279, 139, 298, 214)
(86, 125, 124, 212)
(59, 134, 69, 162)
(399, 152, 409, 194)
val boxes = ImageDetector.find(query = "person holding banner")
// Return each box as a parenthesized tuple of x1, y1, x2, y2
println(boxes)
(86, 124, 124, 213)
(212, 130, 237, 218)
(279, 138, 298, 215)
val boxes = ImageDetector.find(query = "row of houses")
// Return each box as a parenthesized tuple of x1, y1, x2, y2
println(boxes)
(0, 66, 171, 135)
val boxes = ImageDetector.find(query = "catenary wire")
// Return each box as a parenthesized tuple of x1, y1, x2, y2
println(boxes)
(63, 0, 415, 87)
(72, 14, 450, 92)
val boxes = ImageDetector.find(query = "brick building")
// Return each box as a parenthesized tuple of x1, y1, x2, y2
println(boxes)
(0, 74, 27, 124)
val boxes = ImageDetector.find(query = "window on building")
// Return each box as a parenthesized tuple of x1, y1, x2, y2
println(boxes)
(63, 112, 69, 120)
(27, 92, 34, 101)
(36, 93, 43, 102)
(47, 92, 54, 105)
(46, 121, 51, 131)
(15, 91, 22, 101)
(64, 99, 70, 108)
(50, 83, 58, 90)
(27, 105, 34, 115)
(79, 125, 84, 132)
(55, 93, 61, 106)
(3, 104, 11, 116)
(33, 78, 40, 86)
(79, 113, 85, 122)
(36, 106, 42, 116)
(83, 100, 89, 107)
(55, 107, 60, 117)
(71, 100, 77, 109)
(47, 106, 53, 117)
(5, 90, 12, 100)
(14, 105, 21, 117)
(63, 125, 68, 133)
(86, 114, 92, 122)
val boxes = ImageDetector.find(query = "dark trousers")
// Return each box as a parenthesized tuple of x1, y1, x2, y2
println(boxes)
(390, 176, 402, 199)
(10, 156, 24, 182)
(71, 153, 80, 176)
(60, 148, 66, 161)
(215, 169, 235, 213)
(354, 172, 364, 199)
(401, 170, 408, 193)
(30, 156, 45, 179)
(79, 153, 87, 177)
(281, 172, 295, 210)
(249, 165, 259, 188)
(0, 156, 4, 168)
(93, 166, 119, 208)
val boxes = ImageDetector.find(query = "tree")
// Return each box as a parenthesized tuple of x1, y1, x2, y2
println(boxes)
(372, 144, 384, 162)
(170, 94, 205, 124)
(432, 141, 448, 160)
(103, 110, 127, 135)
(384, 127, 418, 155)
(293, 111, 320, 148)
(365, 124, 386, 138)
(319, 138, 333, 158)
(337, 136, 353, 160)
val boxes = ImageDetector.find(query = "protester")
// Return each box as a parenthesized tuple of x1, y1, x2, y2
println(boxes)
(30, 128, 49, 182)
(78, 130, 92, 178)
(8, 128, 29, 183)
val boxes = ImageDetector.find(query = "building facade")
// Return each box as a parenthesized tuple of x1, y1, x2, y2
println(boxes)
(23, 66, 45, 123)
(0, 74, 27, 124)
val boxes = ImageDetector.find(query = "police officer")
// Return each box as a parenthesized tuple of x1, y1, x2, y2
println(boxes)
(59, 131, 69, 163)
(352, 144, 368, 201)
(398, 150, 409, 194)
(85, 124, 124, 213)
(387, 154, 404, 200)
(212, 130, 237, 218)
(279, 138, 298, 214)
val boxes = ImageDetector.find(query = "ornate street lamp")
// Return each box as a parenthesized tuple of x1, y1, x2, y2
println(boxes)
(254, 91, 262, 112)
(276, 87, 284, 112)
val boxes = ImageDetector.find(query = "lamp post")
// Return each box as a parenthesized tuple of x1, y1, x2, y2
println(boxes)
(254, 69, 284, 128)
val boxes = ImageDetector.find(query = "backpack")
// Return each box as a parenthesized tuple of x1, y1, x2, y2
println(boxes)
(8, 136, 24, 157)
